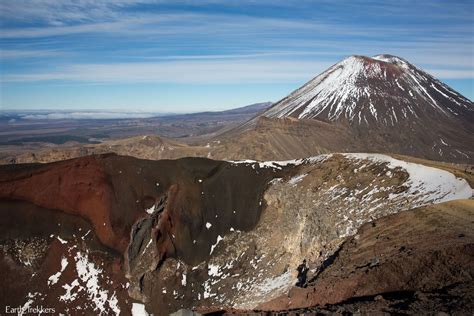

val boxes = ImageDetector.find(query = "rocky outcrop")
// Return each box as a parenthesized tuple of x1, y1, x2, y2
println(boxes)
(257, 199, 474, 313)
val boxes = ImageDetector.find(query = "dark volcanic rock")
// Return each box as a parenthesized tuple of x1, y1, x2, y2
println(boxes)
(0, 154, 284, 315)
(0, 199, 130, 314)
(0, 154, 472, 315)
(0, 155, 277, 261)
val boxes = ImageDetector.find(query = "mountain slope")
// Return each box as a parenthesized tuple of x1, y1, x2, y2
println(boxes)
(261, 54, 474, 163)
(264, 54, 472, 124)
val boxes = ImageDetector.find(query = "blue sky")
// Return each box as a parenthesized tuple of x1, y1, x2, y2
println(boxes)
(0, 0, 473, 113)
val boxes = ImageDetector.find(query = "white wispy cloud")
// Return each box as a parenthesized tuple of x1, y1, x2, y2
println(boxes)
(0, 48, 66, 58)
(2, 59, 330, 83)
(1, 3, 471, 40)
(3, 57, 472, 85)
(1, 0, 472, 83)
(0, 0, 146, 25)
(20, 111, 158, 120)
(423, 69, 474, 79)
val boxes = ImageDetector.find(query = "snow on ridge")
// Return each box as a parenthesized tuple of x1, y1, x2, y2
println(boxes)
(229, 159, 294, 170)
(231, 152, 471, 206)
(233, 153, 471, 204)
(372, 54, 409, 67)
(229, 154, 331, 170)
(343, 153, 472, 203)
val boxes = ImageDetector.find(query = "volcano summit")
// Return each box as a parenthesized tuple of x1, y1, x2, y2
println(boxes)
(255, 54, 474, 163)
(264, 54, 472, 124)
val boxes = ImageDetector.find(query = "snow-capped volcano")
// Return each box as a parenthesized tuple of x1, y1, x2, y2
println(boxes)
(256, 54, 473, 163)
(264, 54, 472, 126)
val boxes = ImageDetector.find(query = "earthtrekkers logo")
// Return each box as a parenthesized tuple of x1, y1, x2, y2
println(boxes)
(5, 305, 55, 314)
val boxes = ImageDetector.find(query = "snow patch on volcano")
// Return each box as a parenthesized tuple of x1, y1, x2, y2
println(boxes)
(263, 54, 472, 125)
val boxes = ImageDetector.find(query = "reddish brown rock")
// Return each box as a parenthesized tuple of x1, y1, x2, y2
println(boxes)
(0, 154, 283, 315)
(257, 200, 474, 312)
(0, 155, 127, 252)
